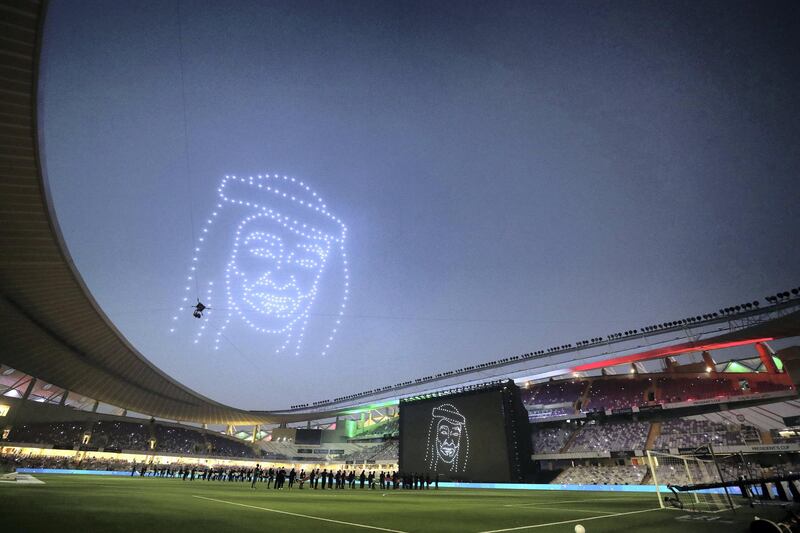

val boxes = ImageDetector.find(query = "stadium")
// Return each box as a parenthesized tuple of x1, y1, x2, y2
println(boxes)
(2, 1, 800, 532)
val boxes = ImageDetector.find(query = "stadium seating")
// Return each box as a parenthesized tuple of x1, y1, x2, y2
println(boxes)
(553, 464, 646, 485)
(91, 421, 149, 451)
(585, 378, 651, 412)
(653, 419, 757, 449)
(656, 377, 735, 404)
(205, 433, 257, 458)
(530, 426, 574, 454)
(337, 441, 398, 463)
(750, 380, 794, 393)
(366, 440, 399, 462)
(6, 422, 86, 448)
(1, 419, 259, 458)
(349, 417, 400, 440)
(568, 421, 650, 452)
(527, 407, 574, 421)
(522, 380, 586, 406)
(153, 425, 205, 455)
(771, 429, 800, 444)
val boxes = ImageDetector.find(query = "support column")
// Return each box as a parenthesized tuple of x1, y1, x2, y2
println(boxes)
(702, 351, 717, 373)
(756, 342, 779, 374)
(252, 425, 259, 443)
(59, 391, 68, 407)
(92, 400, 99, 413)
(20, 378, 36, 401)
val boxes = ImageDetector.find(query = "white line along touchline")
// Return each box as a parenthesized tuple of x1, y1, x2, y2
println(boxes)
(192, 495, 409, 533)
(478, 507, 663, 533)
(502, 496, 652, 508)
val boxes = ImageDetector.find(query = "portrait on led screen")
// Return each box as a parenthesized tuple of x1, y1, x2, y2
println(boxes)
(425, 403, 470, 473)
(171, 174, 349, 357)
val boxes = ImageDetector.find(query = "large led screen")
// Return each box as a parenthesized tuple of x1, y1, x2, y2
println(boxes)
(399, 389, 511, 482)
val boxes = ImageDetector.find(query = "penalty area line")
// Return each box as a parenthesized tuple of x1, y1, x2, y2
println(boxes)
(502, 496, 651, 508)
(509, 506, 617, 515)
(192, 495, 409, 533)
(478, 507, 663, 532)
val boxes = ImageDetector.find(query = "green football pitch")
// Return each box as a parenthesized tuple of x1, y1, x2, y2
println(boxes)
(0, 475, 792, 532)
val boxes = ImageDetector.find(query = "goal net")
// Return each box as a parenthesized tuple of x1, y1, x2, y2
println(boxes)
(646, 449, 737, 513)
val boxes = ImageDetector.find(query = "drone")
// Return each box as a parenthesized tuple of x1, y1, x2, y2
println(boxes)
(192, 300, 207, 319)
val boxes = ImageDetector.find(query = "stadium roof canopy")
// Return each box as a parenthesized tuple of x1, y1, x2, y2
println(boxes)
(0, 1, 334, 426)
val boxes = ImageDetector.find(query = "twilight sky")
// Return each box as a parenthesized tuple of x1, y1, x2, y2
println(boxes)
(39, 0, 800, 409)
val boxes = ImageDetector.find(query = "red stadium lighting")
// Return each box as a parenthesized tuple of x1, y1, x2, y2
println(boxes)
(570, 337, 774, 372)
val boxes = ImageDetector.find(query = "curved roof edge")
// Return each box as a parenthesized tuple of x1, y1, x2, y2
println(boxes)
(0, 0, 279, 425)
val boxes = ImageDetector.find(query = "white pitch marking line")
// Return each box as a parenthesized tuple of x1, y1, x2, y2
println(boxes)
(192, 495, 409, 533)
(512, 506, 617, 515)
(478, 507, 663, 532)
(502, 497, 650, 508)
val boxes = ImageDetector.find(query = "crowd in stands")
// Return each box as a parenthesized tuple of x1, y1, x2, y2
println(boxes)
(206, 433, 255, 458)
(584, 379, 651, 413)
(656, 377, 735, 404)
(153, 425, 204, 455)
(349, 418, 400, 441)
(522, 380, 585, 420)
(553, 464, 647, 485)
(522, 380, 586, 407)
(551, 460, 800, 489)
(653, 419, 756, 449)
(569, 421, 650, 452)
(6, 422, 86, 448)
(91, 421, 149, 451)
(527, 407, 573, 421)
(650, 460, 715, 487)
(0, 452, 431, 493)
(530, 426, 573, 454)
(750, 380, 793, 394)
(771, 430, 800, 445)
(368, 440, 399, 462)
(1, 420, 260, 459)
(523, 373, 792, 421)
(259, 441, 389, 463)
(0, 453, 134, 472)
(291, 287, 796, 409)
(338, 441, 399, 464)
(530, 416, 768, 455)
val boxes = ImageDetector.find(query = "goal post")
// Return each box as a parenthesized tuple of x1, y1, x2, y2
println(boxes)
(646, 449, 737, 513)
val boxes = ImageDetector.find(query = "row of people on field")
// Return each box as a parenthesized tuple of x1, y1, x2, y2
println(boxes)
(132, 462, 439, 490)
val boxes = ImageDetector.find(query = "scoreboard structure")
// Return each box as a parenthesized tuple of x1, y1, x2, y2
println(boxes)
(399, 380, 532, 483)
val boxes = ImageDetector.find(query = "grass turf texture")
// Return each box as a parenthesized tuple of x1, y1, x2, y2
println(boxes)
(0, 475, 792, 532)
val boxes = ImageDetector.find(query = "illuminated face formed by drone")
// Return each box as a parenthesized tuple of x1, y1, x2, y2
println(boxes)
(173, 174, 348, 357)
(425, 403, 469, 473)
(229, 212, 332, 333)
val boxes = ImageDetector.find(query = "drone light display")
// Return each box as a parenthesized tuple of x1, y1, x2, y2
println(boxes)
(172, 174, 349, 357)
(424, 403, 470, 473)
